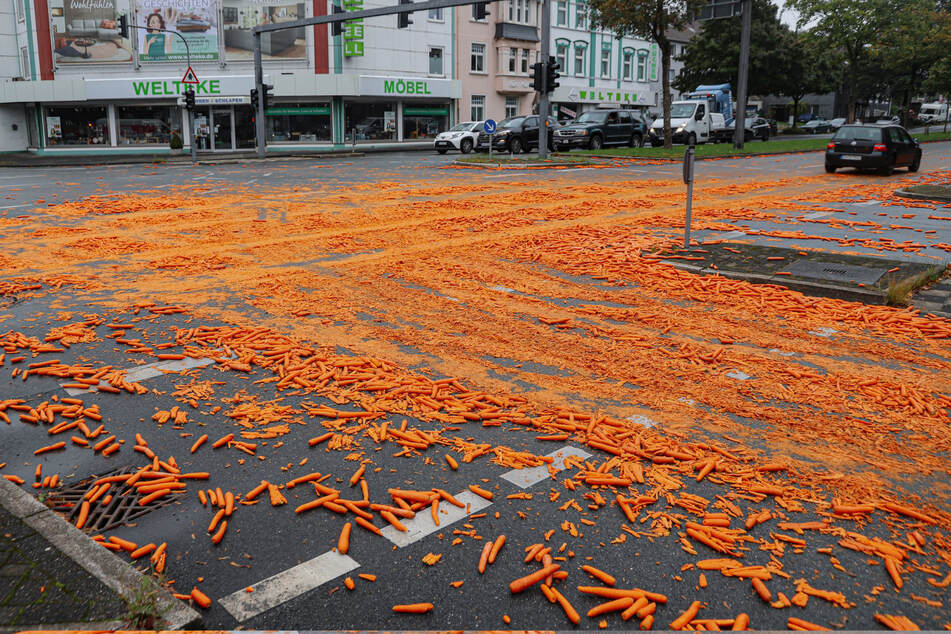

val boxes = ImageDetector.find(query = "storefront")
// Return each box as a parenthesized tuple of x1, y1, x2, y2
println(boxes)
(344, 76, 459, 144)
(266, 103, 332, 143)
(550, 86, 655, 120)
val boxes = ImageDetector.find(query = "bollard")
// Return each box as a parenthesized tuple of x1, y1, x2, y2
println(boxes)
(683, 143, 696, 249)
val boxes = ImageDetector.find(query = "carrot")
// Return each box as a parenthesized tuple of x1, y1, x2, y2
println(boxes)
(3, 475, 24, 485)
(478, 541, 492, 574)
(212, 433, 234, 449)
(338, 522, 352, 554)
(308, 432, 333, 446)
(190, 588, 212, 608)
(509, 563, 560, 593)
(582, 564, 616, 586)
(225, 491, 235, 516)
(640, 614, 654, 630)
(752, 577, 771, 602)
(76, 500, 90, 529)
(355, 516, 381, 536)
(208, 508, 226, 533)
(488, 534, 506, 564)
(587, 596, 634, 617)
(884, 556, 903, 589)
(34, 442, 66, 455)
(880, 502, 937, 524)
(286, 472, 323, 488)
(344, 577, 355, 590)
(190, 434, 209, 453)
(621, 597, 650, 621)
(268, 484, 287, 506)
(550, 586, 581, 625)
(109, 536, 137, 551)
(468, 484, 493, 500)
(787, 617, 828, 630)
(670, 600, 701, 630)
(732, 614, 750, 630)
(211, 521, 227, 544)
(130, 543, 156, 559)
(358, 574, 376, 582)
(445, 454, 459, 470)
(380, 510, 407, 531)
(349, 463, 366, 486)
(139, 488, 172, 505)
(245, 481, 269, 501)
(392, 603, 433, 613)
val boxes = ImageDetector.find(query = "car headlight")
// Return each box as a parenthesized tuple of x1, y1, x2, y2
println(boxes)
(676, 125, 685, 133)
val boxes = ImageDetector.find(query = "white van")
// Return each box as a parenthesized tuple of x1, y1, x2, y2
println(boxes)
(648, 100, 716, 146)
(919, 102, 949, 124)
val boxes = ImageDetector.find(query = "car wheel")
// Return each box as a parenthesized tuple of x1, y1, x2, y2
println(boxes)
(629, 133, 643, 148)
(436, 149, 448, 155)
(909, 154, 921, 172)
(509, 137, 523, 154)
(460, 138, 473, 154)
(825, 164, 836, 173)
(687, 133, 697, 147)
(588, 134, 603, 150)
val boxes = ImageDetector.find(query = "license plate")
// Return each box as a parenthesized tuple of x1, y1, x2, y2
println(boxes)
(840, 154, 861, 161)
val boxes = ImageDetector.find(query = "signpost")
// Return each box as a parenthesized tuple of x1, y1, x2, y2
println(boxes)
(683, 143, 696, 249)
(484, 119, 496, 160)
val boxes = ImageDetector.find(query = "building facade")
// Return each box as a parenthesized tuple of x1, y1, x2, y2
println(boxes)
(0, 0, 670, 153)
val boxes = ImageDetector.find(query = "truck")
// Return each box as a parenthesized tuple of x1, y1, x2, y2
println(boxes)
(919, 102, 949, 124)
(648, 83, 734, 146)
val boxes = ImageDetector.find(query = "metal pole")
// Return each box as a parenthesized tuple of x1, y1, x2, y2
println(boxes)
(683, 145, 695, 249)
(253, 32, 266, 158)
(538, 0, 550, 159)
(733, 0, 752, 149)
(189, 109, 197, 162)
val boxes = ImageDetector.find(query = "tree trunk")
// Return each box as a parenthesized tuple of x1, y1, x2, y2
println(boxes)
(847, 58, 857, 123)
(660, 39, 672, 149)
(792, 96, 801, 127)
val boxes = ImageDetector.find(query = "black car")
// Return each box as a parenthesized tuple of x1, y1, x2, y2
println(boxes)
(552, 108, 649, 150)
(476, 115, 560, 154)
(713, 116, 771, 143)
(825, 124, 921, 175)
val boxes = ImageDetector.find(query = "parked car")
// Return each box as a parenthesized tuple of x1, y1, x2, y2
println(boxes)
(766, 119, 778, 135)
(434, 121, 483, 154)
(477, 116, 559, 153)
(802, 118, 833, 134)
(553, 108, 649, 150)
(875, 116, 901, 125)
(713, 116, 771, 142)
(828, 117, 847, 131)
(825, 124, 921, 175)
(797, 112, 818, 123)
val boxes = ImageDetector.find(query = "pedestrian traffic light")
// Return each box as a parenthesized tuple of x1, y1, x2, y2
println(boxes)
(546, 56, 560, 93)
(262, 83, 273, 110)
(331, 2, 344, 37)
(184, 88, 195, 110)
(397, 0, 413, 28)
(117, 14, 129, 39)
(473, 1, 490, 19)
(530, 61, 545, 93)
(250, 87, 259, 110)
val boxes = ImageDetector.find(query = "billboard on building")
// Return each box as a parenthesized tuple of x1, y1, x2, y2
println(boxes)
(222, 0, 306, 60)
(49, 0, 134, 65)
(134, 0, 219, 62)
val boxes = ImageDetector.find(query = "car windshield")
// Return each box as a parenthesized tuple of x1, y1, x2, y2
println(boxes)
(670, 103, 697, 119)
(576, 111, 608, 123)
(499, 117, 525, 129)
(450, 123, 474, 132)
(833, 126, 882, 142)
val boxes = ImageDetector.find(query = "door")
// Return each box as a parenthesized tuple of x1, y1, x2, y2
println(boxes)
(193, 108, 212, 151)
(213, 108, 234, 151)
(616, 111, 632, 143)
(695, 103, 708, 140)
(886, 128, 908, 165)
(234, 106, 256, 149)
(523, 116, 539, 147)
(604, 111, 622, 143)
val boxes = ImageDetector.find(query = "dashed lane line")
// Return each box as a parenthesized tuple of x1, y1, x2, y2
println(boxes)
(381, 489, 492, 547)
(499, 445, 591, 488)
(61, 356, 217, 396)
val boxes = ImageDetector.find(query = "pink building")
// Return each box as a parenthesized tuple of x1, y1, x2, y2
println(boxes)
(453, 0, 541, 124)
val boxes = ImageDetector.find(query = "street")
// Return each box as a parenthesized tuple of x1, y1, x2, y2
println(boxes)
(1, 144, 950, 630)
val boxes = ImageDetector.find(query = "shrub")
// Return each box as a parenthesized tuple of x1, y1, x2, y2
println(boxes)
(170, 133, 183, 150)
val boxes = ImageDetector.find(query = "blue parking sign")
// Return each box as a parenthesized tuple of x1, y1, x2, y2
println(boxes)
(483, 119, 497, 134)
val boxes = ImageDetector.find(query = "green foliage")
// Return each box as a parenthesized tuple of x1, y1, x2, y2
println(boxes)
(169, 133, 183, 150)
(121, 576, 170, 629)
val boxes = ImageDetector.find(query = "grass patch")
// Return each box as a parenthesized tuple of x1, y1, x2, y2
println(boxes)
(121, 576, 171, 629)
(568, 130, 951, 160)
(898, 184, 951, 200)
(886, 264, 947, 306)
(456, 154, 596, 165)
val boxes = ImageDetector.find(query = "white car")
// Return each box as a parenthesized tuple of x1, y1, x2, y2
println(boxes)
(434, 121, 483, 154)
(829, 117, 846, 130)
(876, 116, 900, 125)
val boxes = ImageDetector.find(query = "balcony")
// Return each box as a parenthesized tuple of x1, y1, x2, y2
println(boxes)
(495, 22, 539, 42)
(495, 75, 534, 94)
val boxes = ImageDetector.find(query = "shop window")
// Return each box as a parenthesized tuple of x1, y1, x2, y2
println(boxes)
(429, 47, 443, 76)
(600, 43, 611, 78)
(45, 105, 108, 145)
(403, 103, 449, 139)
(471, 43, 486, 73)
(266, 103, 332, 143)
(117, 105, 182, 145)
(573, 42, 586, 77)
(345, 101, 397, 142)
(505, 96, 519, 118)
(471, 95, 485, 121)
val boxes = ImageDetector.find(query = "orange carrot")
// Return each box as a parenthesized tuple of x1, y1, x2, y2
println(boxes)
(392, 603, 433, 614)
(109, 536, 137, 551)
(190, 434, 209, 453)
(478, 541, 492, 574)
(358, 574, 376, 582)
(670, 600, 701, 630)
(130, 543, 156, 559)
(641, 614, 654, 630)
(211, 521, 227, 544)
(355, 516, 381, 535)
(550, 586, 581, 625)
(488, 534, 506, 564)
(208, 508, 226, 533)
(139, 488, 172, 505)
(509, 564, 560, 593)
(582, 564, 616, 586)
(344, 577, 355, 590)
(884, 556, 903, 589)
(787, 617, 828, 630)
(468, 484, 493, 500)
(211, 433, 234, 449)
(587, 596, 634, 617)
(380, 510, 407, 531)
(76, 501, 90, 529)
(338, 522, 352, 554)
(445, 454, 459, 470)
(308, 432, 333, 446)
(245, 481, 269, 501)
(349, 463, 366, 486)
(732, 614, 750, 630)
(34, 442, 66, 455)
(752, 578, 771, 602)
(621, 597, 650, 621)
(190, 588, 212, 608)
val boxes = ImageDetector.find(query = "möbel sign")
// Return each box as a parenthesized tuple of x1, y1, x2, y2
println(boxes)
(358, 76, 460, 99)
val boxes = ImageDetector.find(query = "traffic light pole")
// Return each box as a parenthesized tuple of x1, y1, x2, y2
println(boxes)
(732, 0, 752, 150)
(538, 0, 550, 159)
(253, 33, 266, 159)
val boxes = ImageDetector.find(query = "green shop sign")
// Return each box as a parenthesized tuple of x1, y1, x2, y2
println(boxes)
(266, 106, 331, 116)
(383, 79, 432, 95)
(343, 0, 364, 57)
(577, 90, 639, 103)
(403, 107, 449, 116)
(132, 79, 222, 96)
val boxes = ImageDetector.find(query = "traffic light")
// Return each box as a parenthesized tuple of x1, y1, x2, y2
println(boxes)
(262, 83, 273, 110)
(250, 87, 259, 110)
(184, 88, 195, 110)
(331, 2, 344, 37)
(117, 14, 129, 38)
(530, 61, 545, 93)
(546, 55, 560, 93)
(397, 0, 413, 28)
(473, 1, 490, 19)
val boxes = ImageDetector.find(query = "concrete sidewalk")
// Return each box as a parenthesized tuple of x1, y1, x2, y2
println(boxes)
(0, 478, 200, 631)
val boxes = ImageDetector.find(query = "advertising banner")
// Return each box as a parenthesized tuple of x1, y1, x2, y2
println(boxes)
(135, 0, 219, 62)
(222, 0, 306, 60)
(49, 0, 134, 65)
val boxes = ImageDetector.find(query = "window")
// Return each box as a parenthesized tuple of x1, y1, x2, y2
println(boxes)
(555, 40, 569, 73)
(345, 101, 397, 143)
(573, 42, 586, 76)
(508, 47, 517, 73)
(20, 47, 29, 78)
(471, 4, 487, 20)
(44, 106, 109, 146)
(15, 0, 24, 22)
(521, 48, 530, 74)
(555, 0, 567, 25)
(622, 49, 634, 81)
(575, 1, 588, 29)
(506, 0, 530, 24)
(429, 47, 443, 75)
(117, 105, 183, 145)
(636, 50, 648, 81)
(600, 43, 611, 78)
(471, 95, 485, 121)
(403, 103, 449, 139)
(505, 96, 519, 118)
(470, 43, 486, 72)
(266, 103, 332, 143)
(428, 7, 443, 20)
(618, 111, 631, 124)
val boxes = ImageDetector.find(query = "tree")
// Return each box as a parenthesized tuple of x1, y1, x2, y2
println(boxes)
(787, 0, 893, 123)
(672, 0, 796, 99)
(780, 31, 839, 125)
(588, 0, 707, 149)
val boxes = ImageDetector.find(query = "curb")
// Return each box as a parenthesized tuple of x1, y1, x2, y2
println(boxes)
(0, 151, 366, 169)
(894, 187, 951, 203)
(451, 159, 593, 169)
(0, 477, 202, 630)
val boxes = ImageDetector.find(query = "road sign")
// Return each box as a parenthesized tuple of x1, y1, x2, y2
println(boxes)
(181, 66, 199, 85)
(699, 0, 742, 20)
(483, 119, 497, 134)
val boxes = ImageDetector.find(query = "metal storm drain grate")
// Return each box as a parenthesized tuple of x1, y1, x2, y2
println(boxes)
(46, 465, 184, 533)
(779, 260, 888, 285)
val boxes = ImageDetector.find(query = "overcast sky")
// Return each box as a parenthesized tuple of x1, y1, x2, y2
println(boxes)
(773, 0, 803, 29)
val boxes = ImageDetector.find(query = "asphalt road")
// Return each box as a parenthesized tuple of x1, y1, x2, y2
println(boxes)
(1, 145, 950, 630)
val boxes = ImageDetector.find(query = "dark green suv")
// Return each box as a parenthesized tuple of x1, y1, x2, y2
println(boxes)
(553, 109, 649, 150)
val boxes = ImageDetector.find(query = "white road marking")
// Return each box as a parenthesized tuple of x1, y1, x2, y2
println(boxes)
(726, 370, 752, 380)
(61, 356, 216, 396)
(0, 204, 31, 209)
(500, 445, 591, 488)
(218, 550, 359, 622)
(381, 489, 492, 547)
(803, 211, 832, 219)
